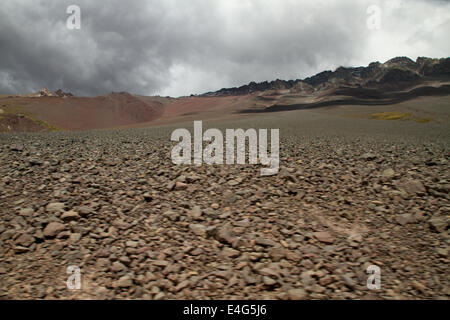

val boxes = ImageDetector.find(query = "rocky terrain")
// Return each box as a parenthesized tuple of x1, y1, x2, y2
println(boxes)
(0, 109, 448, 300)
(0, 56, 449, 300)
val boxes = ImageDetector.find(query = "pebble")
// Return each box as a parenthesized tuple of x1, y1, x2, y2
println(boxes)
(43, 222, 66, 238)
(189, 224, 207, 237)
(46, 202, 65, 213)
(115, 275, 133, 288)
(313, 231, 335, 244)
(382, 168, 395, 178)
(61, 210, 80, 222)
(288, 288, 307, 300)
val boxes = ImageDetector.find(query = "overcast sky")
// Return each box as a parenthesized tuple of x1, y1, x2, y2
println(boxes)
(0, 0, 449, 97)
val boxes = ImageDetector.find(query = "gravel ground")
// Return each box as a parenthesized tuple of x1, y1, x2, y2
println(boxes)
(0, 108, 449, 300)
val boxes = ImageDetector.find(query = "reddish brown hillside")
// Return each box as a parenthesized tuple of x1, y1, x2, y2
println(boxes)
(0, 93, 164, 131)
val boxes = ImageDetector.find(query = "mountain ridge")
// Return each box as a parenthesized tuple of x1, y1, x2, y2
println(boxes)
(200, 56, 450, 97)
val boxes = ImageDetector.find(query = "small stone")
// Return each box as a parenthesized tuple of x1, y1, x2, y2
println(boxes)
(313, 231, 335, 244)
(214, 227, 235, 245)
(203, 208, 217, 217)
(61, 210, 80, 222)
(301, 266, 318, 282)
(382, 168, 395, 178)
(70, 233, 81, 242)
(222, 247, 240, 258)
(163, 210, 179, 221)
(214, 269, 232, 280)
(167, 181, 176, 191)
(319, 276, 334, 287)
(279, 168, 296, 182)
(234, 219, 250, 228)
(399, 179, 426, 195)
(34, 230, 44, 241)
(146, 272, 157, 281)
(436, 247, 447, 257)
(43, 222, 66, 238)
(223, 191, 238, 204)
(341, 273, 356, 289)
(10, 144, 23, 152)
(189, 224, 207, 237)
(269, 246, 285, 261)
(255, 238, 276, 247)
(285, 251, 301, 262)
(95, 287, 110, 298)
(258, 267, 279, 278)
(153, 260, 170, 267)
(188, 206, 203, 219)
(429, 216, 448, 233)
(174, 181, 187, 190)
(154, 292, 166, 300)
(126, 240, 138, 248)
(77, 206, 93, 217)
(175, 280, 190, 292)
(287, 182, 298, 194)
(263, 276, 277, 286)
(412, 280, 427, 292)
(227, 179, 240, 186)
(115, 275, 133, 288)
(113, 219, 131, 230)
(14, 246, 31, 253)
(361, 153, 377, 161)
(301, 259, 314, 269)
(57, 231, 70, 239)
(46, 202, 65, 213)
(119, 256, 131, 265)
(15, 233, 35, 247)
(19, 208, 34, 216)
(211, 203, 219, 210)
(396, 213, 415, 226)
(111, 261, 126, 272)
(143, 192, 153, 202)
(29, 158, 43, 166)
(288, 288, 307, 300)
(191, 248, 203, 256)
(95, 249, 109, 258)
(96, 258, 110, 269)
(348, 233, 363, 243)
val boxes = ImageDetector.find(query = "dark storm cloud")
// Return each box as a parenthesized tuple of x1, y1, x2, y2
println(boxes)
(0, 0, 449, 97)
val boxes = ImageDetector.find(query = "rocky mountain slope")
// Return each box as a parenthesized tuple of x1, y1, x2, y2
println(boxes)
(202, 57, 450, 97)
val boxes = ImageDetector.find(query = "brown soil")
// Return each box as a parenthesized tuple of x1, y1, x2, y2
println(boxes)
(0, 93, 164, 131)
(0, 114, 48, 132)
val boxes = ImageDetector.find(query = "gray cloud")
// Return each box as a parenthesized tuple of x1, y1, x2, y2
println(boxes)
(0, 0, 449, 97)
